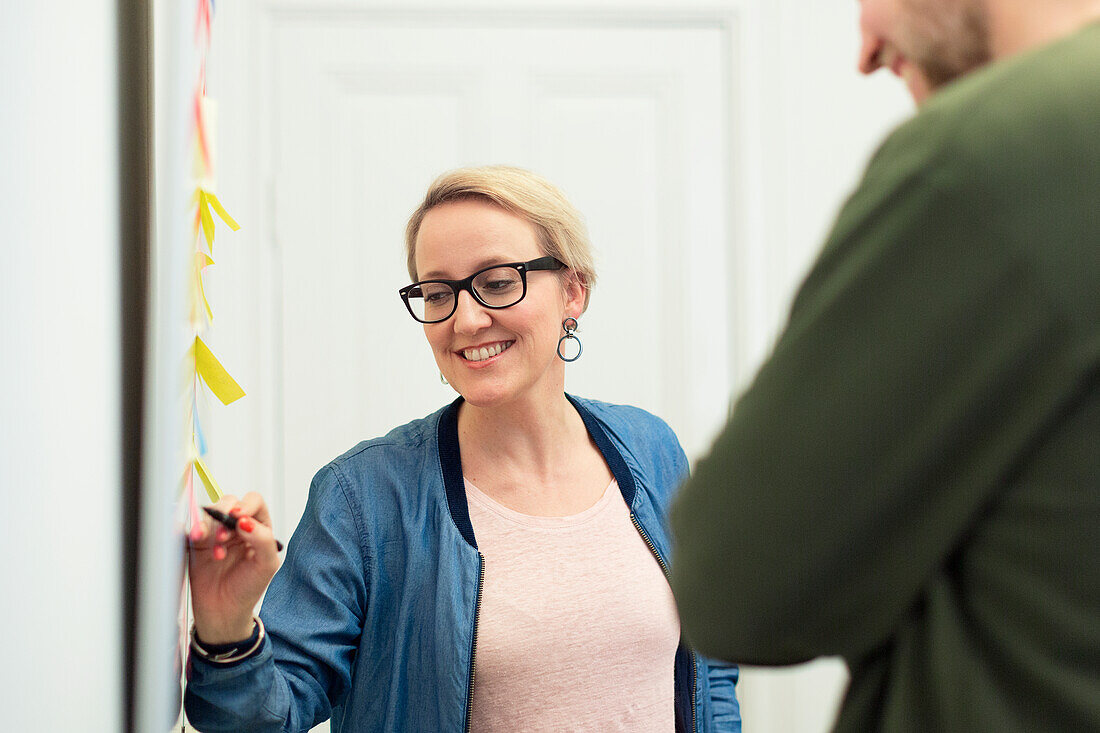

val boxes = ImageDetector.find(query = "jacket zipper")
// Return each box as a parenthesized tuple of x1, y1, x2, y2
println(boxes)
(630, 513, 698, 733)
(464, 552, 486, 733)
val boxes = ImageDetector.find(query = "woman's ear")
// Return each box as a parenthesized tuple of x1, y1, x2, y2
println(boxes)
(562, 269, 587, 318)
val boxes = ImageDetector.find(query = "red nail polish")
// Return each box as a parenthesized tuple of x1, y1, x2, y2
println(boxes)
(213, 545, 227, 561)
(229, 507, 242, 516)
(239, 517, 255, 532)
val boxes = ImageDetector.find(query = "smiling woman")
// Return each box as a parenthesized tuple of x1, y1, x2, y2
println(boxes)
(412, 200, 581, 409)
(183, 165, 742, 733)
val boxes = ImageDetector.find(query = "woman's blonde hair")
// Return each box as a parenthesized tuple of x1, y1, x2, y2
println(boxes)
(405, 165, 596, 311)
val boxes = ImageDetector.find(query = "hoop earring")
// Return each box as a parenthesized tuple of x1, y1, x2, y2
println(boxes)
(557, 317, 583, 362)
(440, 372, 449, 385)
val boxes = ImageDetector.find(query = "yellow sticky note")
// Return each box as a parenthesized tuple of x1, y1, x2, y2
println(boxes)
(193, 455, 223, 502)
(198, 193, 216, 248)
(198, 279, 214, 324)
(205, 192, 240, 231)
(193, 336, 245, 405)
(193, 189, 240, 250)
(195, 253, 215, 323)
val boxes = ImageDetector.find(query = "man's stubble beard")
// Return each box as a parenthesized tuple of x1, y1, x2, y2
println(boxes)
(898, 0, 994, 92)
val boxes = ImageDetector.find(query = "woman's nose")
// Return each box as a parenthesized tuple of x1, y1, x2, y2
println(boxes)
(452, 289, 491, 333)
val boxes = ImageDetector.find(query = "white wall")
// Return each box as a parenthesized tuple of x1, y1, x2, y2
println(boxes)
(0, 4, 123, 731)
(741, 1, 913, 378)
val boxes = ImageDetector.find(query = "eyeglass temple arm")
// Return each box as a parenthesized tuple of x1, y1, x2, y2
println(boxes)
(524, 256, 566, 272)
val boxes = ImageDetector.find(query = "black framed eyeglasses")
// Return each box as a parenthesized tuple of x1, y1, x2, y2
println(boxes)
(398, 256, 566, 324)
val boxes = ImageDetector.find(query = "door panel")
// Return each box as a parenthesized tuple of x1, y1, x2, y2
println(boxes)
(269, 18, 732, 534)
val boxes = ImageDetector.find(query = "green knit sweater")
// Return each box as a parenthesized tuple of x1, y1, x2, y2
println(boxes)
(670, 21, 1100, 732)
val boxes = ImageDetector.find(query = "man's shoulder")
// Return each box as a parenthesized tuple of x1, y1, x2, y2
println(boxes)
(799, 22, 1100, 352)
(836, 21, 1100, 257)
(943, 18, 1100, 112)
(877, 22, 1100, 174)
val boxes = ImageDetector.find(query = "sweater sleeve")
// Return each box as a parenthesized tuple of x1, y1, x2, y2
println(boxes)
(668, 114, 1079, 666)
(185, 464, 370, 732)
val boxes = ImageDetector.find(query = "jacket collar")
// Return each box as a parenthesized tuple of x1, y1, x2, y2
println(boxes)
(437, 395, 639, 550)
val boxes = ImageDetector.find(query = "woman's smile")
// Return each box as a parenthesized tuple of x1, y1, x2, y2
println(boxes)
(459, 340, 515, 363)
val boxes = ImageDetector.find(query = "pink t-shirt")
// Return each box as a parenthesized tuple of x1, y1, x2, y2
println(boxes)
(464, 477, 680, 732)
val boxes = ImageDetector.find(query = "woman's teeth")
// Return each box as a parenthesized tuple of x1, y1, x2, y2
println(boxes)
(463, 342, 511, 362)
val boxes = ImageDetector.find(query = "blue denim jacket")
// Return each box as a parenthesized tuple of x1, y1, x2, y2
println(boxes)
(186, 395, 741, 732)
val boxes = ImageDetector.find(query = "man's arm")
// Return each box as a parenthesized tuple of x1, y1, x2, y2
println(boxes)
(670, 116, 1076, 665)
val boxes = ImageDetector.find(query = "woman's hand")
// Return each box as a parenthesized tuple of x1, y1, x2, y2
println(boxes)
(188, 492, 282, 644)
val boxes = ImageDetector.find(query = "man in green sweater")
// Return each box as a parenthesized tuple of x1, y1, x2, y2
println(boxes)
(669, 1, 1100, 730)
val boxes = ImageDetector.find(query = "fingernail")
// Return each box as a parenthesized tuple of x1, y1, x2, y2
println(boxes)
(229, 507, 242, 516)
(216, 527, 230, 543)
(213, 545, 227, 561)
(238, 517, 255, 533)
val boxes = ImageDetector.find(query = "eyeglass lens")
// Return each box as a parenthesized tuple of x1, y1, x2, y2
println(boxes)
(406, 266, 525, 322)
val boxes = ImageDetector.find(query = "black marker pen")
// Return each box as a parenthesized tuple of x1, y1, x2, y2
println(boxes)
(203, 506, 284, 552)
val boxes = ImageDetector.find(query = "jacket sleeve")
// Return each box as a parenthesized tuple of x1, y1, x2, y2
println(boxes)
(185, 464, 369, 732)
(668, 115, 1078, 666)
(704, 657, 741, 731)
(641, 413, 743, 732)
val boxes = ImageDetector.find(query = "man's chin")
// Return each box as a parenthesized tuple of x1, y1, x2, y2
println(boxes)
(906, 71, 935, 105)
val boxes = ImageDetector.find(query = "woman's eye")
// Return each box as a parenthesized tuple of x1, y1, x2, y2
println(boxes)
(483, 279, 517, 292)
(424, 290, 453, 304)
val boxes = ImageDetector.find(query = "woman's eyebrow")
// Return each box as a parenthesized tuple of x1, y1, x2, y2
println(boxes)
(420, 255, 516, 280)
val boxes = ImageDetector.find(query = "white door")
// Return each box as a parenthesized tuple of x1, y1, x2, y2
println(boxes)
(259, 16, 734, 535)
(202, 3, 860, 732)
